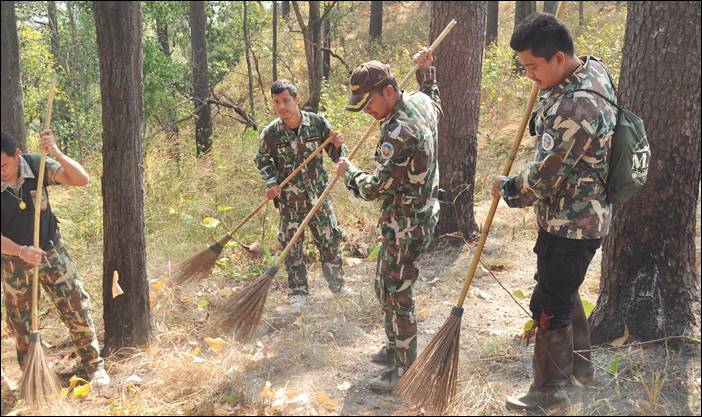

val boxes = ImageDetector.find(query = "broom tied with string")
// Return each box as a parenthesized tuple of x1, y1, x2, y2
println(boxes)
(394, 5, 568, 414)
(171, 134, 338, 285)
(217, 19, 458, 343)
(19, 79, 65, 410)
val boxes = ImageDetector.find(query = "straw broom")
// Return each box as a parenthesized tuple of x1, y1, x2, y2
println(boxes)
(218, 19, 458, 343)
(171, 135, 338, 285)
(394, 4, 568, 413)
(20, 79, 64, 410)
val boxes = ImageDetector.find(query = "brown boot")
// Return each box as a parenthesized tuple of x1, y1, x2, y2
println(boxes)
(506, 324, 573, 411)
(572, 295, 594, 385)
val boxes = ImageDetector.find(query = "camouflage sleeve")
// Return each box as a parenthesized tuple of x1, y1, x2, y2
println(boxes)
(44, 156, 63, 186)
(416, 67, 443, 121)
(500, 110, 594, 207)
(344, 125, 416, 201)
(318, 115, 342, 162)
(254, 129, 278, 189)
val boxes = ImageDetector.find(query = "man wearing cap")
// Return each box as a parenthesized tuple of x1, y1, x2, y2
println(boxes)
(336, 48, 442, 391)
(256, 80, 355, 311)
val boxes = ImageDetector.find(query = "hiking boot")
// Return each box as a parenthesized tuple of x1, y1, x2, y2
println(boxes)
(370, 345, 396, 365)
(572, 295, 594, 385)
(506, 323, 573, 411)
(368, 367, 402, 392)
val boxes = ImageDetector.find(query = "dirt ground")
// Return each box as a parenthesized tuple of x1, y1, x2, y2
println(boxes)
(2, 198, 701, 416)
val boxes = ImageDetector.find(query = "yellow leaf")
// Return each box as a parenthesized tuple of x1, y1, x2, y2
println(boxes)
(315, 392, 338, 409)
(218, 287, 233, 298)
(523, 319, 536, 334)
(60, 387, 70, 400)
(205, 337, 225, 353)
(261, 381, 273, 402)
(190, 346, 201, 356)
(112, 270, 124, 298)
(611, 324, 630, 347)
(73, 381, 91, 399)
(152, 277, 166, 291)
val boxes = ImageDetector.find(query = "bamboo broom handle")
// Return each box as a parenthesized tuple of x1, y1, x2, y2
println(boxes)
(276, 19, 458, 266)
(31, 79, 57, 332)
(455, 3, 568, 307)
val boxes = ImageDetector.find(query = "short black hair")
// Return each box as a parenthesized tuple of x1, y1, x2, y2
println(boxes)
(1, 131, 20, 156)
(271, 79, 298, 98)
(510, 13, 574, 61)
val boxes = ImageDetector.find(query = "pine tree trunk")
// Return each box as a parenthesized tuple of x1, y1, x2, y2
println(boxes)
(543, 1, 558, 14)
(244, 1, 255, 116)
(486, 1, 498, 47)
(431, 1, 484, 242)
(590, 1, 701, 344)
(282, 0, 290, 20)
(1, 1, 26, 151)
(322, 16, 331, 79)
(293, 1, 324, 112)
(273, 0, 278, 81)
(578, 1, 585, 26)
(514, 1, 536, 28)
(189, 1, 212, 155)
(369, 1, 382, 43)
(94, 1, 151, 353)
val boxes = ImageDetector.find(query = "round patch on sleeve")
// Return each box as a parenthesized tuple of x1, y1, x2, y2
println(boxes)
(380, 142, 395, 159)
(541, 132, 555, 152)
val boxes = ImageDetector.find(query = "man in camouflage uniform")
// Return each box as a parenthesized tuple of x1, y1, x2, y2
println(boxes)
(256, 80, 353, 309)
(336, 49, 442, 391)
(492, 14, 617, 410)
(1, 130, 110, 386)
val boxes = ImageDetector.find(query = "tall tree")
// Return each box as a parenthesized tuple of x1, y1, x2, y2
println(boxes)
(281, 0, 290, 20)
(1, 1, 26, 151)
(369, 1, 382, 43)
(514, 1, 536, 28)
(543, 1, 558, 14)
(578, 1, 585, 25)
(189, 1, 212, 155)
(486, 1, 498, 47)
(292, 1, 336, 112)
(94, 1, 151, 352)
(272, 0, 278, 81)
(590, 1, 701, 344)
(431, 1, 484, 241)
(322, 14, 331, 79)
(48, 1, 61, 65)
(243, 1, 255, 116)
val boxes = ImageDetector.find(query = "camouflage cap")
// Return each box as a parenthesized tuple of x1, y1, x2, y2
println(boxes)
(346, 60, 392, 112)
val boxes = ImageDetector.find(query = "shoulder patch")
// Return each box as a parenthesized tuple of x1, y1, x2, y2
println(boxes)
(541, 132, 555, 152)
(380, 142, 395, 159)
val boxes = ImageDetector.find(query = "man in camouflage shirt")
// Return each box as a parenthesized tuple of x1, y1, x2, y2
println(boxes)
(256, 80, 353, 309)
(1, 130, 110, 387)
(492, 14, 617, 410)
(336, 48, 442, 391)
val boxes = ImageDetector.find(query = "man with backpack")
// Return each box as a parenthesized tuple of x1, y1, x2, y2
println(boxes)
(491, 13, 618, 410)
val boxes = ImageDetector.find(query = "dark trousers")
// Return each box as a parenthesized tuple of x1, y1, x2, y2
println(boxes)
(529, 228, 601, 329)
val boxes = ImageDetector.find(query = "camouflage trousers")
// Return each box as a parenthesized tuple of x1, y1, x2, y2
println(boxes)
(1, 242, 103, 371)
(278, 197, 345, 296)
(374, 233, 432, 370)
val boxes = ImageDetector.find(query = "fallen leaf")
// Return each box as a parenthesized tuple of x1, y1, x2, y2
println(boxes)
(611, 324, 630, 347)
(315, 392, 338, 409)
(205, 337, 225, 353)
(218, 287, 234, 298)
(190, 346, 201, 356)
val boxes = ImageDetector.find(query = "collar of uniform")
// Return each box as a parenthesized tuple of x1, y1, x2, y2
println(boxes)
(541, 56, 589, 102)
(276, 110, 312, 132)
(1, 155, 35, 193)
(380, 91, 406, 128)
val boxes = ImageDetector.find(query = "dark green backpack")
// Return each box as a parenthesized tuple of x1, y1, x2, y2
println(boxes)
(576, 67, 651, 204)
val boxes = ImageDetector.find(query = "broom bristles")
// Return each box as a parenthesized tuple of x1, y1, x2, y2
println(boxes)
(394, 307, 464, 414)
(20, 333, 63, 410)
(217, 266, 277, 342)
(171, 242, 224, 285)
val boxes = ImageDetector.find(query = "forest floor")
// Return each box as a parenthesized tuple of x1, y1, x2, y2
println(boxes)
(2, 194, 700, 416)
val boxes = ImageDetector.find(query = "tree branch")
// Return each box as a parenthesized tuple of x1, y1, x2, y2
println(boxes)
(291, 1, 307, 32)
(320, 1, 339, 23)
(322, 47, 352, 75)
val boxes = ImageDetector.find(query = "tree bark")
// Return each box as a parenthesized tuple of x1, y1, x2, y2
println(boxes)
(189, 1, 212, 156)
(322, 15, 331, 79)
(543, 1, 558, 15)
(48, 1, 61, 66)
(94, 1, 151, 353)
(273, 0, 278, 81)
(514, 1, 536, 28)
(486, 1, 498, 47)
(590, 1, 701, 344)
(282, 0, 290, 20)
(431, 1, 484, 242)
(369, 1, 382, 43)
(1, 1, 26, 151)
(244, 1, 255, 116)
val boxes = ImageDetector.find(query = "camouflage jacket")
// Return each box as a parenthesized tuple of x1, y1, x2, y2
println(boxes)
(500, 56, 617, 239)
(255, 111, 345, 207)
(344, 67, 443, 245)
